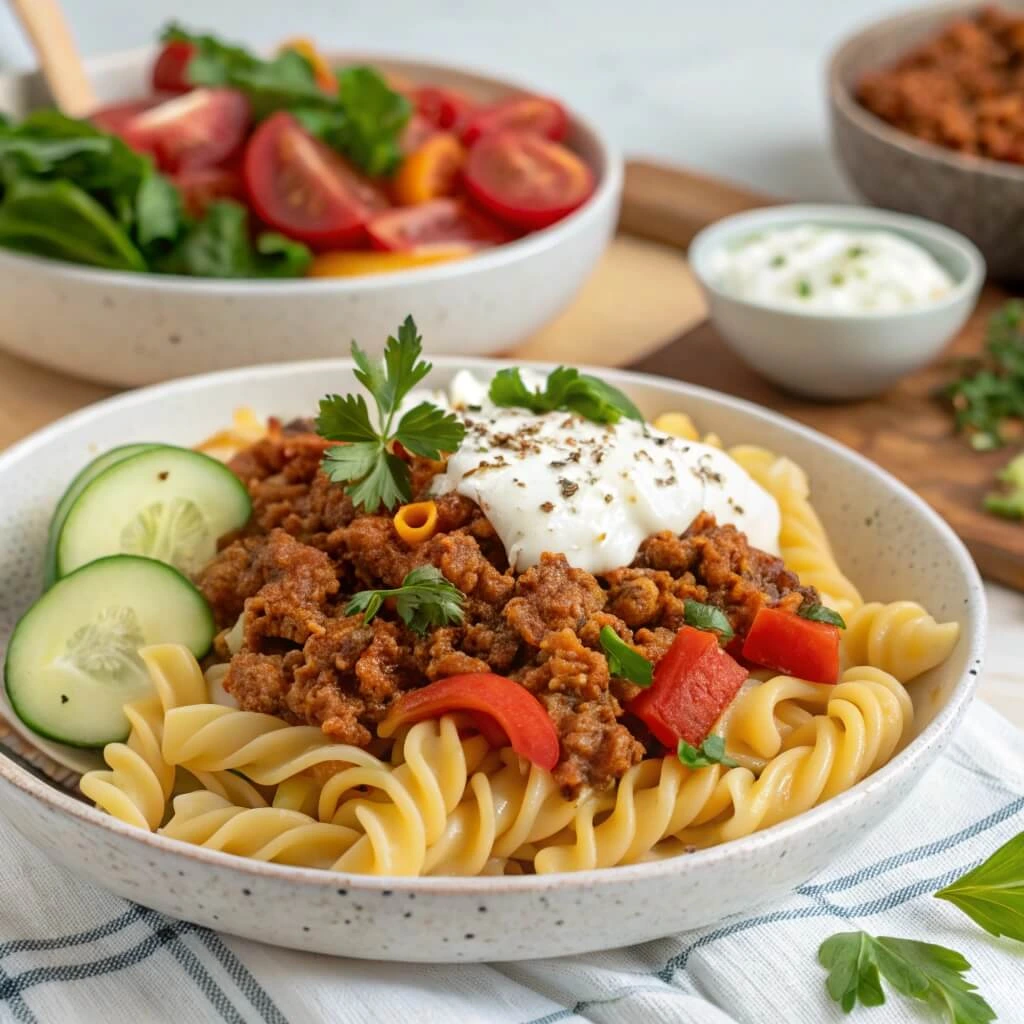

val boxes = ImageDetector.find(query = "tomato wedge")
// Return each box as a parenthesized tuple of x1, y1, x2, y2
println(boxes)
(308, 246, 470, 277)
(379, 673, 559, 770)
(464, 132, 594, 230)
(120, 88, 251, 173)
(91, 96, 170, 135)
(152, 40, 196, 93)
(243, 111, 389, 249)
(629, 626, 748, 749)
(367, 198, 510, 252)
(174, 166, 245, 218)
(742, 607, 841, 684)
(393, 133, 466, 205)
(413, 85, 475, 135)
(462, 95, 568, 145)
(399, 114, 438, 156)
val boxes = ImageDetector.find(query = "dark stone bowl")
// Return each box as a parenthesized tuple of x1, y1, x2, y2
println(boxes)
(828, 1, 1024, 282)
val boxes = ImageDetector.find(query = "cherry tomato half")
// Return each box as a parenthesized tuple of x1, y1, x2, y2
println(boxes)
(174, 166, 245, 218)
(462, 95, 568, 145)
(393, 133, 466, 206)
(243, 111, 389, 249)
(91, 95, 170, 135)
(367, 198, 510, 252)
(120, 88, 251, 173)
(152, 40, 196, 93)
(463, 131, 594, 230)
(413, 85, 475, 135)
(399, 114, 438, 156)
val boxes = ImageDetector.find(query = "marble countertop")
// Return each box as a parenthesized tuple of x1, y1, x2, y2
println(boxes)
(0, 0, 1019, 727)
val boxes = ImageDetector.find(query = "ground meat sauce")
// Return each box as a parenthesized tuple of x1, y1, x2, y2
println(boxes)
(197, 428, 817, 797)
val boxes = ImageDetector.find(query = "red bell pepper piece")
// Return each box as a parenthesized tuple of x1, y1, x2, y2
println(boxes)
(741, 606, 840, 684)
(379, 673, 559, 770)
(628, 626, 748, 748)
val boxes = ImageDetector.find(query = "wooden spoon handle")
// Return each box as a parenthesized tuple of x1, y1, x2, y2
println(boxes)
(7, 0, 97, 117)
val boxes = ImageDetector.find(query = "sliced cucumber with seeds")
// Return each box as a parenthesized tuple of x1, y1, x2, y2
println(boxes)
(56, 445, 251, 580)
(43, 443, 161, 589)
(5, 555, 214, 747)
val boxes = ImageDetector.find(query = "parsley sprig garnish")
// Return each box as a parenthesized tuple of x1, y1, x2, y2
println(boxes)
(683, 599, 734, 639)
(318, 317, 466, 512)
(489, 366, 643, 425)
(797, 603, 846, 628)
(598, 626, 652, 686)
(345, 566, 465, 635)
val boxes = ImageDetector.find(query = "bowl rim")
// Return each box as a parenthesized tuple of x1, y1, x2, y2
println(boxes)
(0, 46, 623, 292)
(0, 355, 987, 893)
(827, 0, 1024, 184)
(687, 202, 986, 321)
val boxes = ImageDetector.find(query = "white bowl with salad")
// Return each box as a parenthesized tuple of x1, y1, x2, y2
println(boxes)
(0, 26, 621, 387)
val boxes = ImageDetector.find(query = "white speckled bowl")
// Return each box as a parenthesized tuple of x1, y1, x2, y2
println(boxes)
(0, 50, 621, 388)
(0, 359, 985, 962)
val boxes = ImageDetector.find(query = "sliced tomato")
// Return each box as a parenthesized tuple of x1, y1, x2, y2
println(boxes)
(393, 133, 466, 206)
(120, 88, 251, 173)
(152, 40, 196, 93)
(173, 166, 245, 218)
(399, 114, 438, 156)
(367, 198, 510, 252)
(464, 132, 594, 230)
(91, 96, 170, 135)
(629, 626, 748, 749)
(413, 85, 475, 135)
(462, 95, 568, 145)
(308, 246, 470, 277)
(742, 608, 841, 684)
(380, 673, 559, 770)
(243, 111, 389, 249)
(278, 37, 337, 94)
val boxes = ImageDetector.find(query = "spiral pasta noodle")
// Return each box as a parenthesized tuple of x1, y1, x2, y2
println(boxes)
(842, 601, 960, 682)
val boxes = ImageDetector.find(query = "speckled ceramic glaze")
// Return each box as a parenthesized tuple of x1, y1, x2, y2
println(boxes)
(0, 361, 985, 962)
(0, 51, 621, 388)
(829, 1, 1024, 281)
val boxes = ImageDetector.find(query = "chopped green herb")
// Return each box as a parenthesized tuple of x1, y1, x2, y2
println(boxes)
(599, 626, 653, 687)
(935, 829, 1024, 941)
(682, 599, 734, 639)
(830, 272, 845, 287)
(318, 317, 466, 511)
(345, 565, 465, 635)
(770, 254, 786, 268)
(818, 932, 995, 1023)
(796, 278, 812, 298)
(984, 451, 1024, 519)
(797, 603, 846, 629)
(848, 244, 867, 258)
(489, 367, 643, 425)
(677, 735, 738, 769)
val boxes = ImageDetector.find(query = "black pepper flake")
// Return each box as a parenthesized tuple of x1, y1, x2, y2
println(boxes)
(652, 435, 668, 446)
(603, 494, 613, 504)
(549, 459, 567, 469)
(540, 501, 555, 513)
(60, 694, 69, 704)
(559, 478, 579, 499)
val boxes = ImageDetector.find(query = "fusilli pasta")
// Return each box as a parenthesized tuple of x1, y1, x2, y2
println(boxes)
(842, 601, 961, 682)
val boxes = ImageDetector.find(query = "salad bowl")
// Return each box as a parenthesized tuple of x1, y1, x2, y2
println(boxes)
(0, 357, 985, 962)
(0, 49, 621, 387)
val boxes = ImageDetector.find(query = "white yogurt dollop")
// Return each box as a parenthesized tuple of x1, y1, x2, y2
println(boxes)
(424, 371, 780, 574)
(709, 225, 955, 313)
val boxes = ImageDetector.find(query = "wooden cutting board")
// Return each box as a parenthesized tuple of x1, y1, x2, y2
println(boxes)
(0, 161, 1019, 589)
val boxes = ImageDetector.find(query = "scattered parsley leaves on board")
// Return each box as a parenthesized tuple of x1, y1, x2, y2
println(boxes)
(489, 366, 643, 425)
(345, 566, 465, 635)
(598, 626, 652, 687)
(676, 735, 738, 769)
(318, 317, 466, 512)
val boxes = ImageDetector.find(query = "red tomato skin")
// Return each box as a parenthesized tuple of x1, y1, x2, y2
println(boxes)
(381, 673, 560, 771)
(399, 114, 439, 156)
(173, 166, 245, 218)
(413, 86, 475, 135)
(243, 112, 389, 250)
(463, 133, 595, 230)
(366, 198, 510, 252)
(462, 95, 569, 146)
(152, 40, 196, 93)
(91, 96, 171, 135)
(629, 626, 749, 749)
(742, 608, 841, 684)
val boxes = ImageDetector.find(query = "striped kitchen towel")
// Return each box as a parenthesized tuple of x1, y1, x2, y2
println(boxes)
(0, 697, 1020, 1024)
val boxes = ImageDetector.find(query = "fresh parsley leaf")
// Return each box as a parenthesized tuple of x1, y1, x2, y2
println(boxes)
(317, 318, 466, 511)
(682, 599, 734, 639)
(489, 366, 643, 425)
(599, 626, 653, 687)
(984, 452, 1024, 520)
(345, 565, 465, 635)
(677, 735, 738, 769)
(797, 603, 846, 629)
(331, 66, 412, 177)
(818, 932, 995, 1024)
(935, 830, 1024, 941)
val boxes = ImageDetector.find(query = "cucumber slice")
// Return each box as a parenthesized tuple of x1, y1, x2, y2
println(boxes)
(5, 555, 214, 747)
(43, 443, 161, 589)
(56, 445, 251, 580)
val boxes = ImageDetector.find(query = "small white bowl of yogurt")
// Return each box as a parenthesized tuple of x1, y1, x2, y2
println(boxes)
(688, 204, 985, 400)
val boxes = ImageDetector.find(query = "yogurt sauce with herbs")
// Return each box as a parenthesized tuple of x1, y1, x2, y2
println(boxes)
(421, 370, 780, 574)
(710, 225, 955, 313)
